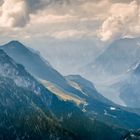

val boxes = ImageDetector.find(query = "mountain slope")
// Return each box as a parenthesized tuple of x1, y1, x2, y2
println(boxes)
(0, 49, 124, 140)
(3, 41, 140, 135)
(80, 37, 140, 107)
(115, 63, 140, 108)
(66, 75, 112, 104)
(0, 49, 77, 140)
(0, 41, 67, 88)
(65, 75, 140, 129)
(0, 41, 94, 101)
(81, 37, 140, 82)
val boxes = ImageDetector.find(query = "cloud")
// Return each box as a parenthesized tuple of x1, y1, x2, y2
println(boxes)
(0, 0, 109, 28)
(80, 0, 110, 20)
(50, 30, 87, 40)
(0, 0, 140, 42)
(0, 0, 29, 27)
(98, 0, 140, 41)
(0, 0, 51, 27)
(30, 13, 77, 24)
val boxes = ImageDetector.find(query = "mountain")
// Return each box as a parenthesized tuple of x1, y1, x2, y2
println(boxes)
(66, 75, 113, 105)
(1, 41, 115, 109)
(65, 75, 140, 129)
(81, 37, 140, 82)
(0, 41, 96, 101)
(2, 41, 140, 129)
(79, 37, 140, 107)
(1, 41, 112, 106)
(2, 40, 140, 135)
(94, 55, 140, 109)
(113, 62, 140, 108)
(0, 41, 67, 87)
(0, 49, 125, 140)
(0, 49, 77, 140)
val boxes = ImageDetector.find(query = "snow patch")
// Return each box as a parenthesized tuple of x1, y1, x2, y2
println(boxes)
(110, 107, 116, 111)
(127, 61, 140, 72)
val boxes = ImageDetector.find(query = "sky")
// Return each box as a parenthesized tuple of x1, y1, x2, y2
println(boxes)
(0, 0, 140, 74)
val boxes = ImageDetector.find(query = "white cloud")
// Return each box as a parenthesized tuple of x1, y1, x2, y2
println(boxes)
(0, 0, 50, 27)
(80, 0, 110, 20)
(0, 0, 29, 27)
(51, 30, 87, 40)
(30, 13, 77, 24)
(0, 0, 140, 42)
(98, 0, 140, 41)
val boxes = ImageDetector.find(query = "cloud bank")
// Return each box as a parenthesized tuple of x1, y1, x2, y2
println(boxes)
(98, 0, 140, 41)
(0, 0, 51, 27)
(0, 0, 140, 42)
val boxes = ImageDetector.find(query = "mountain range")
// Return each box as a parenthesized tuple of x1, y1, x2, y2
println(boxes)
(81, 37, 140, 109)
(1, 40, 140, 139)
(0, 44, 124, 140)
(113, 63, 140, 108)
(81, 37, 140, 81)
